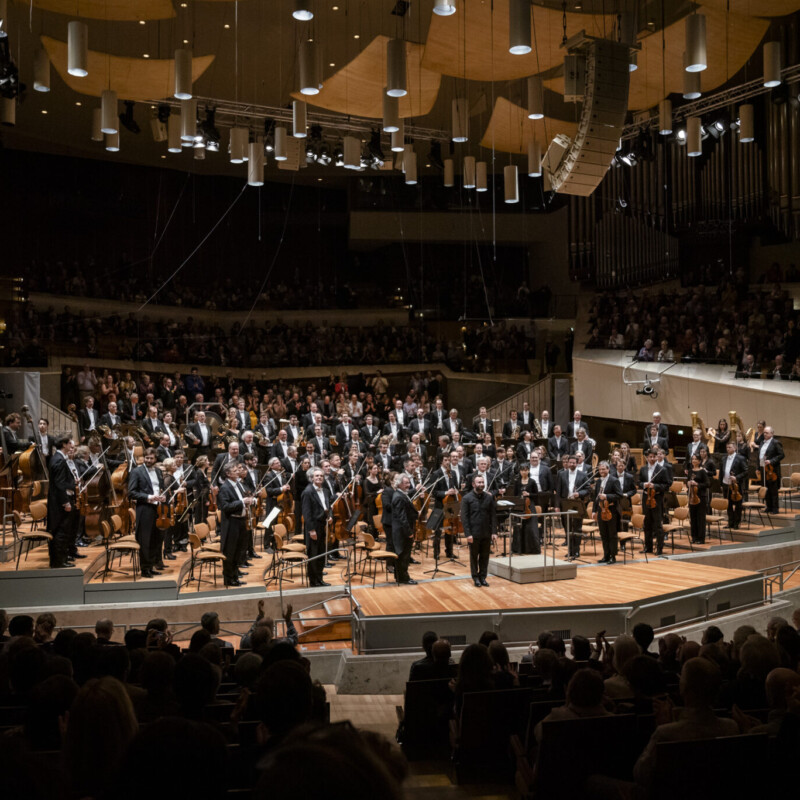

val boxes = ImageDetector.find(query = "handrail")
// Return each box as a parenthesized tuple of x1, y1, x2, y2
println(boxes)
(41, 398, 79, 440)
(758, 558, 800, 594)
(486, 374, 555, 426)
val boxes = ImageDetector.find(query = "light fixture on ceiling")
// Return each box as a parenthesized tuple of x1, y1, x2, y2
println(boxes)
(167, 113, 182, 152)
(391, 122, 405, 152)
(404, 149, 418, 184)
(343, 134, 361, 169)
(508, 0, 531, 55)
(318, 143, 332, 165)
(230, 126, 248, 163)
(658, 99, 672, 135)
(452, 97, 468, 142)
(293, 99, 307, 137)
(684, 13, 707, 73)
(105, 131, 120, 152)
(443, 158, 454, 186)
(67, 20, 88, 77)
(463, 155, 476, 189)
(0, 0, 7, 39)
(763, 41, 782, 88)
(120, 100, 140, 134)
(383, 91, 400, 133)
(476, 161, 488, 192)
(293, 1, 314, 21)
(33, 47, 50, 92)
(199, 106, 220, 150)
(248, 141, 265, 186)
(682, 56, 701, 99)
(386, 38, 407, 97)
(333, 145, 344, 167)
(91, 108, 103, 141)
(433, 1, 456, 15)
(527, 76, 544, 119)
(739, 103, 754, 142)
(263, 118, 275, 151)
(150, 116, 167, 143)
(274, 126, 288, 160)
(299, 40, 322, 95)
(101, 89, 118, 135)
(675, 128, 686, 144)
(686, 116, 702, 156)
(527, 140, 541, 177)
(174, 48, 193, 99)
(504, 164, 519, 203)
(180, 98, 197, 142)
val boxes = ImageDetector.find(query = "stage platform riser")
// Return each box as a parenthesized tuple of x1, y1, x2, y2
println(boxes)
(0, 568, 85, 607)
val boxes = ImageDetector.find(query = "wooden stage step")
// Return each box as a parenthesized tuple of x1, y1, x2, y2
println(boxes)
(296, 609, 352, 644)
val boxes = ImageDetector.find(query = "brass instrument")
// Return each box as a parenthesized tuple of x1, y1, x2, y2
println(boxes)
(728, 410, 754, 448)
(183, 425, 200, 444)
(253, 430, 266, 445)
(532, 419, 543, 438)
(690, 412, 713, 451)
(512, 423, 520, 440)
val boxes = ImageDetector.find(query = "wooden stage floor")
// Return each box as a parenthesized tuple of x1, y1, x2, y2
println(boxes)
(351, 560, 759, 618)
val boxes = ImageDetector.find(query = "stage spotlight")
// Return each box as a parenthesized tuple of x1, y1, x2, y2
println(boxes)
(333, 145, 344, 167)
(157, 103, 171, 124)
(318, 144, 332, 165)
(119, 101, 141, 134)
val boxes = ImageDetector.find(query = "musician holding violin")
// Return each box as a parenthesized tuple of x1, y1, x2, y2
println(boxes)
(686, 454, 710, 544)
(46, 436, 80, 569)
(636, 450, 670, 556)
(592, 461, 621, 564)
(720, 440, 748, 530)
(758, 426, 785, 514)
(432, 461, 459, 561)
(128, 447, 167, 579)
(218, 462, 257, 587)
(512, 464, 540, 555)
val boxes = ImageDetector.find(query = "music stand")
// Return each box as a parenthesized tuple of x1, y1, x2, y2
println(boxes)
(559, 498, 588, 562)
(423, 505, 456, 578)
(496, 497, 523, 556)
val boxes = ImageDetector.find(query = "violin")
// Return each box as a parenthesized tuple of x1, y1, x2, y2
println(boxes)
(208, 487, 217, 514)
(600, 497, 612, 521)
(276, 478, 295, 533)
(765, 462, 777, 482)
(156, 498, 174, 530)
(688, 479, 701, 506)
(646, 486, 657, 508)
(729, 476, 742, 502)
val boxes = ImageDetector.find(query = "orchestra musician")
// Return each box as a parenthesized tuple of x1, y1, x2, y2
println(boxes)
(570, 428, 594, 463)
(99, 401, 122, 439)
(519, 401, 535, 433)
(685, 428, 705, 466)
(592, 460, 621, 564)
(29, 417, 56, 467)
(381, 470, 396, 556)
(218, 463, 256, 587)
(429, 398, 447, 432)
(472, 406, 494, 439)
(431, 460, 458, 561)
(565, 411, 589, 439)
(644, 412, 669, 448)
(186, 410, 213, 457)
(556, 454, 591, 559)
(686, 453, 710, 544)
(361, 414, 381, 445)
(720, 440, 748, 530)
(142, 405, 167, 446)
(156, 434, 173, 463)
(391, 474, 418, 585)
(643, 423, 669, 454)
(47, 436, 79, 569)
(636, 450, 670, 556)
(547, 425, 570, 464)
(758, 426, 784, 514)
(516, 430, 535, 463)
(241, 452, 264, 564)
(442, 409, 463, 439)
(300, 467, 330, 587)
(461, 474, 497, 588)
(78, 397, 100, 442)
(539, 410, 552, 439)
(408, 409, 432, 442)
(188, 454, 213, 525)
(502, 410, 521, 441)
(212, 441, 243, 486)
(512, 464, 540, 554)
(128, 447, 166, 579)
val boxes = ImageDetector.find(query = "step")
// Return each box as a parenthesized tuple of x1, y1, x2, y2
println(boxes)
(323, 597, 353, 617)
(296, 618, 352, 643)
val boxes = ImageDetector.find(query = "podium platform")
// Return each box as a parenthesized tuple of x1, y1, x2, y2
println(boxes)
(488, 554, 577, 584)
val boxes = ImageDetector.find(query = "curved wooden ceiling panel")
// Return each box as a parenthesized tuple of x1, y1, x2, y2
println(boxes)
(480, 97, 578, 155)
(291, 36, 441, 121)
(13, 0, 175, 21)
(42, 36, 215, 101)
(423, 0, 615, 82)
(698, 0, 800, 17)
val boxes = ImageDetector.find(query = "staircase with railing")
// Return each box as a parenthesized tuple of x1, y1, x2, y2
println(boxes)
(40, 398, 79, 440)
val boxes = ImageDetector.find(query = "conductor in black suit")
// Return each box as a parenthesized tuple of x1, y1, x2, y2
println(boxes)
(636, 450, 670, 555)
(301, 468, 331, 587)
(592, 461, 621, 564)
(391, 474, 418, 584)
(461, 474, 497, 587)
(128, 447, 166, 578)
(47, 436, 79, 568)
(218, 462, 255, 586)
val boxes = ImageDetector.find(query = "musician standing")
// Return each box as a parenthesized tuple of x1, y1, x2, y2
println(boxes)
(128, 447, 166, 579)
(720, 440, 748, 530)
(758, 426, 784, 514)
(390, 474, 418, 585)
(593, 461, 621, 564)
(218, 463, 255, 587)
(188, 454, 212, 525)
(431, 461, 458, 561)
(301, 467, 331, 588)
(461, 474, 497, 587)
(512, 464, 540, 554)
(686, 454, 710, 544)
(637, 450, 670, 556)
(557, 455, 591, 559)
(47, 436, 79, 569)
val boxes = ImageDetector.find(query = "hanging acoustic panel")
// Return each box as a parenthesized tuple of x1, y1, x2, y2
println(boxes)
(479, 96, 577, 155)
(13, 0, 175, 20)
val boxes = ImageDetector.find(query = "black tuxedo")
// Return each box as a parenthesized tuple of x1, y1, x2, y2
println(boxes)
(539, 420, 553, 439)
(720, 453, 749, 528)
(643, 422, 669, 447)
(442, 418, 463, 438)
(566, 421, 589, 438)
(285, 425, 303, 444)
(360, 424, 380, 445)
(592, 474, 621, 561)
(511, 475, 541, 554)
(408, 418, 432, 441)
(684, 440, 705, 466)
(0, 427, 25, 454)
(391, 488, 418, 582)
(271, 439, 291, 462)
(335, 423, 355, 449)
(428, 408, 447, 431)
(547, 435, 570, 462)
(187, 422, 213, 455)
(570, 440, 594, 463)
(156, 445, 173, 463)
(99, 412, 121, 431)
(461, 489, 497, 581)
(301, 484, 329, 586)
(79, 408, 100, 440)
(128, 464, 165, 571)
(218, 479, 248, 583)
(516, 440, 535, 463)
(757, 438, 785, 512)
(502, 420, 522, 439)
(636, 463, 670, 553)
(643, 436, 669, 455)
(382, 422, 405, 443)
(142, 417, 166, 445)
(122, 400, 143, 423)
(375, 450, 393, 471)
(47, 451, 79, 567)
(211, 453, 243, 486)
(234, 410, 251, 432)
(556, 469, 591, 557)
(473, 418, 495, 438)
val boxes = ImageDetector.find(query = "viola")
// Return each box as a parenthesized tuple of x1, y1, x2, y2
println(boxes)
(729, 476, 742, 503)
(276, 486, 295, 533)
(207, 488, 217, 514)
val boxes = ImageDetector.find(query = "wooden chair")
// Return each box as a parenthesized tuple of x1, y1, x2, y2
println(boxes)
(580, 501, 599, 556)
(663, 506, 692, 552)
(271, 530, 306, 585)
(15, 503, 52, 569)
(100, 519, 140, 582)
(778, 472, 800, 512)
(742, 486, 771, 529)
(618, 513, 647, 563)
(360, 532, 397, 588)
(110, 513, 136, 543)
(706, 497, 729, 542)
(194, 522, 220, 552)
(185, 531, 225, 588)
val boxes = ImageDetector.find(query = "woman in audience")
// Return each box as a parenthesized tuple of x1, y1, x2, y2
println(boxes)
(453, 644, 495, 715)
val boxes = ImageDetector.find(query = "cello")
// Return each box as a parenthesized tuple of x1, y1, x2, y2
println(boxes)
(276, 470, 295, 534)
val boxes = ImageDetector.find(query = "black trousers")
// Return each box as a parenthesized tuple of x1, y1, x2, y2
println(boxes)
(394, 529, 413, 582)
(513, 517, 540, 554)
(383, 523, 395, 553)
(469, 536, 491, 580)
(643, 497, 665, 553)
(433, 525, 454, 559)
(598, 512, 618, 559)
(765, 476, 780, 513)
(305, 530, 325, 585)
(566, 514, 583, 558)
(722, 484, 744, 528)
(222, 517, 245, 582)
(49, 508, 77, 567)
(689, 500, 706, 543)
(135, 504, 158, 570)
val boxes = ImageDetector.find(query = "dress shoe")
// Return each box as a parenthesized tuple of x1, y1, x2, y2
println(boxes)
(225, 579, 242, 587)
(656, 550, 665, 557)
(474, 579, 482, 587)
(238, 570, 249, 577)
(156, 563, 166, 570)
(64, 560, 76, 567)
(607, 557, 616, 564)
(597, 557, 609, 564)
(318, 581, 331, 587)
(399, 578, 418, 585)
(325, 561, 334, 568)
(249, 552, 261, 559)
(77, 539, 90, 548)
(73, 553, 87, 559)
(409, 558, 420, 564)
(164, 553, 177, 561)
(480, 579, 490, 587)
(243, 560, 252, 567)
(141, 569, 155, 578)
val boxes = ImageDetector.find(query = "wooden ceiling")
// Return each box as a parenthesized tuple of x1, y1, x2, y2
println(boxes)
(13, 0, 175, 21)
(479, 97, 578, 155)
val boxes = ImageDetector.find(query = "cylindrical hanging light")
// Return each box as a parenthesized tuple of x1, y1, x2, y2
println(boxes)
(739, 104, 754, 143)
(67, 20, 88, 77)
(527, 76, 543, 119)
(463, 155, 476, 189)
(100, 89, 118, 135)
(527, 140, 541, 176)
(194, 146, 205, 161)
(1, 97, 15, 126)
(508, 0, 531, 55)
(0, 0, 7, 39)
(682, 55, 701, 99)
(405, 151, 418, 184)
(476, 161, 488, 191)
(763, 41, 781, 88)
(33, 47, 50, 92)
(443, 158, 454, 186)
(685, 14, 706, 73)
(247, 141, 265, 186)
(167, 114, 182, 152)
(658, 99, 672, 135)
(91, 108, 103, 141)
(451, 97, 468, 143)
(293, 99, 307, 137)
(504, 164, 519, 203)
(105, 131, 120, 152)
(230, 127, 248, 163)
(433, 1, 456, 15)
(292, 0, 313, 21)
(299, 40, 321, 95)
(174, 48, 192, 100)
(391, 122, 405, 152)
(274, 126, 288, 160)
(629, 52, 638, 72)
(180, 98, 197, 142)
(386, 38, 407, 98)
(343, 134, 361, 169)
(686, 116, 702, 156)
(383, 92, 400, 133)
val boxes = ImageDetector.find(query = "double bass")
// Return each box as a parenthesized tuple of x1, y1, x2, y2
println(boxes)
(276, 470, 295, 534)
(15, 406, 49, 512)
